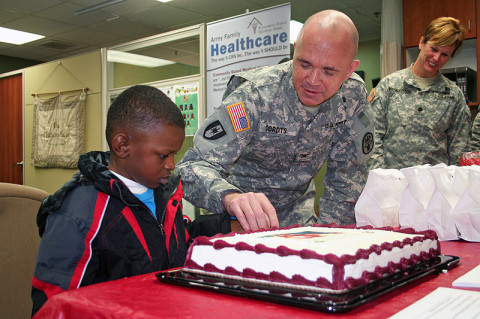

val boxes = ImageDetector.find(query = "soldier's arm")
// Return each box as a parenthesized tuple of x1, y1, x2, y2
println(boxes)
(471, 113, 480, 152)
(367, 82, 387, 170)
(176, 82, 278, 231)
(446, 90, 472, 165)
(318, 78, 374, 225)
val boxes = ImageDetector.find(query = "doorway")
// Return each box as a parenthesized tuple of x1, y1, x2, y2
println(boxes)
(0, 73, 23, 184)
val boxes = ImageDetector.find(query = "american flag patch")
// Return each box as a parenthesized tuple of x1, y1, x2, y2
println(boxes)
(227, 102, 250, 133)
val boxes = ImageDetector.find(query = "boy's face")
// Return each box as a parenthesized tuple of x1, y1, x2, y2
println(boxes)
(116, 124, 185, 189)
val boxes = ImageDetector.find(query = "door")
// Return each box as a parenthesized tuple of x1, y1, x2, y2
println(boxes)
(0, 74, 23, 184)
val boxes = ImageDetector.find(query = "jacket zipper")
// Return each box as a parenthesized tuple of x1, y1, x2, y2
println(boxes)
(114, 181, 165, 235)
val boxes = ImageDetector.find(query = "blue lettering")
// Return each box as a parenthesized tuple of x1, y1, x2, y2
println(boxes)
(246, 37, 254, 49)
(211, 44, 219, 56)
(210, 32, 288, 56)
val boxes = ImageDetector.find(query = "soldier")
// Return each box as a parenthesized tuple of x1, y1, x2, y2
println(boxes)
(368, 17, 471, 170)
(176, 10, 374, 231)
(471, 113, 480, 151)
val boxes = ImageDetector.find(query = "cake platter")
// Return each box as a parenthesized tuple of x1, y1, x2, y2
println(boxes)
(156, 255, 460, 313)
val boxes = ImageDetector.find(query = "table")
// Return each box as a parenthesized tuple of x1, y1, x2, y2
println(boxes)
(33, 241, 480, 319)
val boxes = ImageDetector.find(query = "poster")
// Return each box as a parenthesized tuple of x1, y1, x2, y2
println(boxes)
(158, 82, 199, 136)
(109, 79, 200, 137)
(206, 4, 291, 116)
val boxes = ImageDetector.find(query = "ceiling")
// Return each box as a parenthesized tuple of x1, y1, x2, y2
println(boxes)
(0, 0, 382, 63)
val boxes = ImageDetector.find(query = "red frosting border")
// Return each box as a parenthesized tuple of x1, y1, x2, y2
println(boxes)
(184, 223, 440, 290)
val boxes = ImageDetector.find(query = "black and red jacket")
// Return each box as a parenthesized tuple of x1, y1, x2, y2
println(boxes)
(32, 151, 230, 316)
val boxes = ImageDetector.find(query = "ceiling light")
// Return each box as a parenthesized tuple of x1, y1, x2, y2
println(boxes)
(0, 27, 45, 45)
(290, 20, 303, 44)
(156, 0, 173, 2)
(107, 50, 176, 68)
(75, 0, 127, 15)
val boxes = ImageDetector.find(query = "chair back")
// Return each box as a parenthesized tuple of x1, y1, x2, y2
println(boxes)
(0, 183, 49, 319)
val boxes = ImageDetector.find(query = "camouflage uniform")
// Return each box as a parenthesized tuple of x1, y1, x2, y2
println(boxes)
(368, 66, 471, 169)
(471, 113, 480, 151)
(176, 61, 374, 226)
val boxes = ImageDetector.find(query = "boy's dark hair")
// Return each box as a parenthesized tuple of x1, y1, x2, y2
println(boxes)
(106, 85, 185, 149)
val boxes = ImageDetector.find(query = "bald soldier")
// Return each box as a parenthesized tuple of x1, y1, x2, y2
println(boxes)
(177, 10, 374, 231)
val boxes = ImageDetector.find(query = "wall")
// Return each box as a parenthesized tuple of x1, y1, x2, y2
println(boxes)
(0, 54, 41, 74)
(113, 62, 200, 88)
(24, 51, 102, 194)
(355, 39, 381, 92)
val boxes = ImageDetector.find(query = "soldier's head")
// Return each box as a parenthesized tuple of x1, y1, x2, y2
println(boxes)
(422, 17, 466, 57)
(106, 85, 185, 189)
(292, 10, 360, 107)
(415, 17, 465, 78)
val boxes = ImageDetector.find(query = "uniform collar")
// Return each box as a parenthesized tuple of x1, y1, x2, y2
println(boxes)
(405, 64, 451, 93)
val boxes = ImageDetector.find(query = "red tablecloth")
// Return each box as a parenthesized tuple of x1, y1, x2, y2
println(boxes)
(33, 241, 480, 319)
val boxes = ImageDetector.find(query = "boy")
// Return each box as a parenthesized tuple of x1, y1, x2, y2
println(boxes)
(31, 85, 233, 315)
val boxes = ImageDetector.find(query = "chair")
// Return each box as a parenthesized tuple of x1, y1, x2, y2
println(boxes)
(0, 183, 49, 319)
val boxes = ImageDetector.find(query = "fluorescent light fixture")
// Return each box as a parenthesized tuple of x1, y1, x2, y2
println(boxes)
(290, 20, 303, 44)
(107, 50, 176, 68)
(0, 27, 45, 45)
(156, 0, 173, 2)
(75, 0, 126, 15)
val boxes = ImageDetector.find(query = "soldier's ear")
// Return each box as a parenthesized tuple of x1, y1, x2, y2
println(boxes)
(345, 60, 360, 80)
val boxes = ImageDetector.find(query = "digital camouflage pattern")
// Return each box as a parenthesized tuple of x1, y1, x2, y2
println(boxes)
(176, 61, 374, 226)
(368, 65, 471, 170)
(471, 113, 480, 151)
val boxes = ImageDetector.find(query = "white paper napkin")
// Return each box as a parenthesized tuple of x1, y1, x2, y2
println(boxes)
(355, 168, 407, 227)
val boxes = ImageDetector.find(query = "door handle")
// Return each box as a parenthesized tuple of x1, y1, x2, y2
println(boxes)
(15, 161, 24, 167)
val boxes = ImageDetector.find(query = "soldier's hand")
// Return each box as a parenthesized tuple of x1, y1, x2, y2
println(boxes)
(222, 192, 279, 231)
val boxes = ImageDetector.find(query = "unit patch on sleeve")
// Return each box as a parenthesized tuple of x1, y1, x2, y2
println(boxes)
(227, 102, 250, 133)
(203, 120, 226, 140)
(362, 132, 374, 154)
(367, 89, 376, 103)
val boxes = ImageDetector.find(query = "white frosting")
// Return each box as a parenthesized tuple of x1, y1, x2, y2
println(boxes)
(187, 227, 438, 288)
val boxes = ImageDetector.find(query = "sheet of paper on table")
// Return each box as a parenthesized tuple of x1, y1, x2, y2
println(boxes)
(452, 264, 480, 288)
(388, 287, 480, 318)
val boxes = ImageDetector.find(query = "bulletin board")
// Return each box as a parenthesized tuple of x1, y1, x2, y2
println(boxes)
(157, 79, 200, 136)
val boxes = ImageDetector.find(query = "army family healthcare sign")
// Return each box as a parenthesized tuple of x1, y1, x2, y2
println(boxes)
(206, 4, 291, 117)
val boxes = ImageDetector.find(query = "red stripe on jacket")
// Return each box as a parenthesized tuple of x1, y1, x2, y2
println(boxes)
(32, 276, 66, 299)
(164, 182, 184, 253)
(120, 206, 152, 261)
(69, 192, 109, 289)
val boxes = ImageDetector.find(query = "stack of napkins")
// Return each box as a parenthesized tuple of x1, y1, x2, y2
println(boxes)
(452, 264, 480, 288)
(355, 164, 480, 241)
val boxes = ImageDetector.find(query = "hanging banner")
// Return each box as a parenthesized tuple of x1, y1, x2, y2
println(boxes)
(32, 91, 86, 168)
(206, 3, 291, 116)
